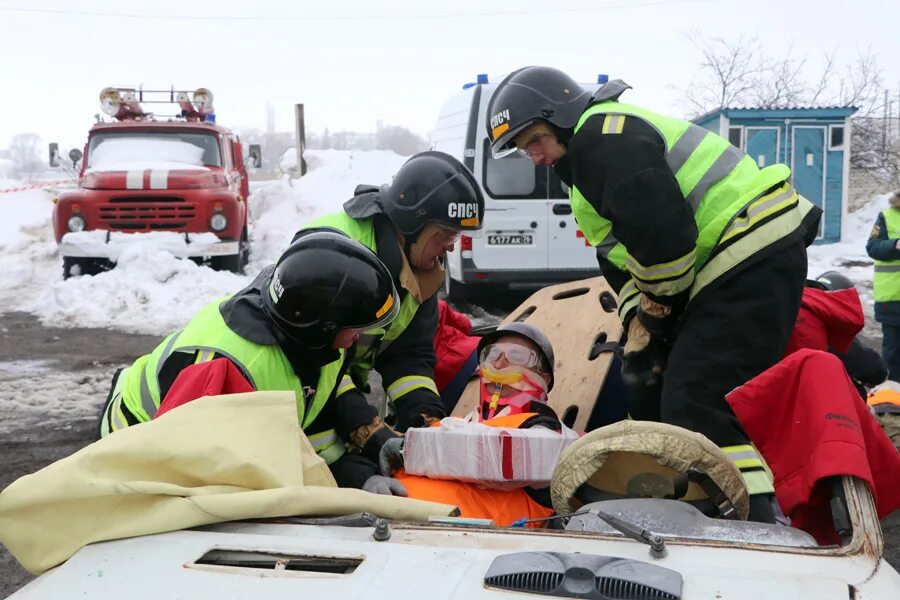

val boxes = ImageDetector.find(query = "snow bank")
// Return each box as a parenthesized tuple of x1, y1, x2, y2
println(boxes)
(246, 149, 407, 271)
(0, 150, 406, 335)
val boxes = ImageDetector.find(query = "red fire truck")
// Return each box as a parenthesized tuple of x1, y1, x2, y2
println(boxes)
(50, 87, 259, 278)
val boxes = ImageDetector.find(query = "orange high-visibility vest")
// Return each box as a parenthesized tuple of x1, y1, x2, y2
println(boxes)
(395, 413, 555, 527)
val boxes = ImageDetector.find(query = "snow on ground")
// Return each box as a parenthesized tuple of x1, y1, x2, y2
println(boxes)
(0, 149, 408, 335)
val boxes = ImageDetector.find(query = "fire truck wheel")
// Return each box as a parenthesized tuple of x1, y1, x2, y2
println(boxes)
(210, 238, 246, 274)
(62, 257, 113, 280)
(210, 231, 248, 274)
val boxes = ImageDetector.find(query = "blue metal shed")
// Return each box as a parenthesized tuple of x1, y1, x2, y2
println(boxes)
(694, 106, 857, 242)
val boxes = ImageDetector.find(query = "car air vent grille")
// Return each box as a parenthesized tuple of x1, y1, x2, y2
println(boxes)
(484, 552, 682, 599)
(597, 577, 677, 600)
(193, 549, 362, 574)
(485, 572, 564, 593)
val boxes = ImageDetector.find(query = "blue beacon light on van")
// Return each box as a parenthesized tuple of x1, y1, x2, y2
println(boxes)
(463, 74, 490, 90)
(597, 74, 609, 84)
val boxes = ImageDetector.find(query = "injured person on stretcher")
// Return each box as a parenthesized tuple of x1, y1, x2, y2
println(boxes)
(375, 321, 758, 528)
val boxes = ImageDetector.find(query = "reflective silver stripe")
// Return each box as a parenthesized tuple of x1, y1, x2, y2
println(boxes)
(386, 375, 439, 401)
(722, 187, 796, 241)
(617, 280, 640, 320)
(336, 375, 356, 397)
(141, 332, 182, 418)
(308, 429, 338, 450)
(666, 125, 708, 172)
(875, 264, 900, 273)
(139, 363, 157, 420)
(626, 248, 696, 282)
(724, 449, 758, 462)
(154, 332, 183, 380)
(596, 230, 618, 258)
(691, 198, 814, 301)
(633, 269, 695, 297)
(602, 114, 625, 134)
(685, 145, 744, 211)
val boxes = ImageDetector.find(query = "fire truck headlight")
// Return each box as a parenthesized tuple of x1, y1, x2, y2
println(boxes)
(209, 213, 228, 232)
(67, 215, 86, 232)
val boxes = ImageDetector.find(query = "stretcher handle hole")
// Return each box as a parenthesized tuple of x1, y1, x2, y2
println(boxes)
(562, 406, 579, 428)
(599, 291, 617, 312)
(552, 287, 589, 300)
(588, 332, 609, 360)
(512, 306, 536, 322)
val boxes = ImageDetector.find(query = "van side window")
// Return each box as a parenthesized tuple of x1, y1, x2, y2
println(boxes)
(482, 139, 541, 199)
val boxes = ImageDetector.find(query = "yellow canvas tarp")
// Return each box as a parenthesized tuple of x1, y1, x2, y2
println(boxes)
(0, 391, 455, 574)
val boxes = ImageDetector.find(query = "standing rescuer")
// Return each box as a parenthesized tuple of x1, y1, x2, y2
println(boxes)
(866, 190, 900, 381)
(295, 151, 485, 468)
(486, 66, 822, 523)
(99, 230, 411, 494)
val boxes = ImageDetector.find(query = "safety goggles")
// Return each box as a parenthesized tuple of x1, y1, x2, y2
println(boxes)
(434, 226, 462, 245)
(516, 132, 553, 158)
(479, 342, 545, 372)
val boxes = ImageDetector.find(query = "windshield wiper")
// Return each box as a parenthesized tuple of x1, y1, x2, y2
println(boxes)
(588, 508, 668, 559)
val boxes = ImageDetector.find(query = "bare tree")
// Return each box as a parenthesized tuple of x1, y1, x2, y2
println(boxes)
(681, 33, 767, 115)
(808, 47, 838, 106)
(681, 36, 895, 176)
(751, 42, 808, 108)
(8, 133, 43, 182)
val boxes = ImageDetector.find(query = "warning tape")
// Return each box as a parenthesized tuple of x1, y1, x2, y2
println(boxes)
(0, 179, 75, 194)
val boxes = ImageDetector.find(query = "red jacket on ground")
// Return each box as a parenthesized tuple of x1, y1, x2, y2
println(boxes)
(433, 300, 480, 393)
(784, 287, 864, 357)
(726, 349, 900, 544)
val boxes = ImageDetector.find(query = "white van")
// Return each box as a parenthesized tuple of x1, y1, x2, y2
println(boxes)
(431, 74, 602, 300)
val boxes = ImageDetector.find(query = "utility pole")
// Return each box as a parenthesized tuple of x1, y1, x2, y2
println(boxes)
(295, 103, 307, 177)
(883, 89, 889, 165)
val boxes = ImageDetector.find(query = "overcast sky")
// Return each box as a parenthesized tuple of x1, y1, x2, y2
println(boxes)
(0, 0, 897, 150)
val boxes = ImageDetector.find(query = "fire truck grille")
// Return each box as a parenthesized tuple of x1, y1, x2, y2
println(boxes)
(99, 197, 197, 231)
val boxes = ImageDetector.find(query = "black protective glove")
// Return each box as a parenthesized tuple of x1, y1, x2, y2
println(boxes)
(362, 475, 408, 496)
(378, 436, 405, 476)
(621, 316, 670, 388)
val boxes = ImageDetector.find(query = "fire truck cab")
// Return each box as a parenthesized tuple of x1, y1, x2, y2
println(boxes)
(51, 87, 257, 278)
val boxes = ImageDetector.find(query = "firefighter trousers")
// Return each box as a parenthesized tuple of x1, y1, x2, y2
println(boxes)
(629, 240, 808, 448)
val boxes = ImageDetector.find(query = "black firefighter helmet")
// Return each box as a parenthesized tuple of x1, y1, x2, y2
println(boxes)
(806, 270, 855, 292)
(486, 66, 591, 158)
(379, 151, 485, 236)
(478, 322, 556, 391)
(261, 229, 399, 350)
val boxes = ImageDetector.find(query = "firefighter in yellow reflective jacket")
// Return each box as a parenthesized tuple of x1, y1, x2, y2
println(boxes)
(487, 67, 822, 523)
(294, 151, 485, 470)
(99, 230, 409, 494)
